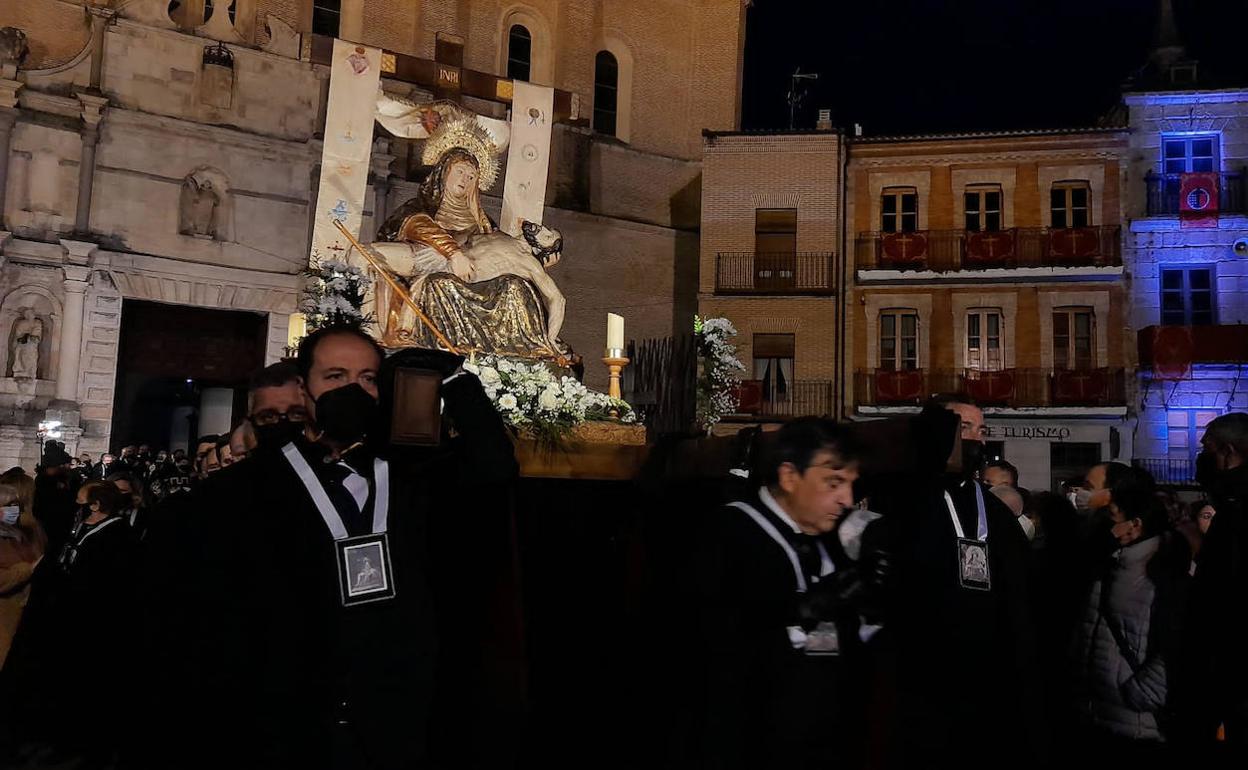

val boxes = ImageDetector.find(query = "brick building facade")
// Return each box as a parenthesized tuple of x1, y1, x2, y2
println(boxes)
(845, 130, 1132, 492)
(698, 130, 841, 419)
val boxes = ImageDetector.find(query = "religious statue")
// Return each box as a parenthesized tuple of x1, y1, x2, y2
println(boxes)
(0, 27, 27, 79)
(362, 96, 571, 361)
(11, 308, 41, 380)
(179, 171, 222, 239)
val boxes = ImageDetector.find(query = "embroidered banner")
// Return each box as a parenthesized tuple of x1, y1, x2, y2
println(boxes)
(499, 81, 555, 236)
(309, 40, 383, 265)
(1180, 171, 1219, 228)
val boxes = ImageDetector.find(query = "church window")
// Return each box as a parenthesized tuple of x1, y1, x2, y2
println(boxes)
(594, 51, 619, 137)
(507, 25, 532, 82)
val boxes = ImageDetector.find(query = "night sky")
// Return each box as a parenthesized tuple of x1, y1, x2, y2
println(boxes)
(741, 0, 1248, 135)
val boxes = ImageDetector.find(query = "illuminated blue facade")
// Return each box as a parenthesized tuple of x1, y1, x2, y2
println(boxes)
(1125, 88, 1248, 483)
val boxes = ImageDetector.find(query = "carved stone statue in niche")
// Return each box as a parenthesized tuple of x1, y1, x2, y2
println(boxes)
(11, 307, 42, 380)
(178, 169, 224, 239)
(0, 27, 28, 79)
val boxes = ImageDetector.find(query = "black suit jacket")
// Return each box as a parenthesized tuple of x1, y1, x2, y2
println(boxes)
(695, 491, 874, 769)
(143, 442, 436, 770)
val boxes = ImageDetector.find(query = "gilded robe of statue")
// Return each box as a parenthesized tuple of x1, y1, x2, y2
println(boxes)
(370, 149, 570, 361)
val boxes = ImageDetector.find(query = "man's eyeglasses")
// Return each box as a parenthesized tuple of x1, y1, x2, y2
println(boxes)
(249, 408, 311, 426)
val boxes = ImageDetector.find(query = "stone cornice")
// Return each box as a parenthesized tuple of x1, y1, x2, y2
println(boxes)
(849, 148, 1124, 169)
(102, 107, 319, 163)
(104, 251, 299, 313)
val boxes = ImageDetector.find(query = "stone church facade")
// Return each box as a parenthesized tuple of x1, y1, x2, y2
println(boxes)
(0, 0, 746, 467)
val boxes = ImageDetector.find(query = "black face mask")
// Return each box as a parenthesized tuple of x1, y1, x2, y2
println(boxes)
(254, 419, 306, 449)
(1195, 449, 1220, 490)
(314, 384, 379, 446)
(960, 439, 986, 479)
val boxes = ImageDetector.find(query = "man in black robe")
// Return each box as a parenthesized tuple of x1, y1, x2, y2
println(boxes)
(142, 326, 515, 770)
(695, 418, 887, 769)
(860, 396, 1042, 769)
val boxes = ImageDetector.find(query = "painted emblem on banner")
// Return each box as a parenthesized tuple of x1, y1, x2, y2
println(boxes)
(341, 120, 358, 144)
(522, 144, 540, 162)
(347, 46, 370, 76)
(330, 199, 349, 220)
(528, 108, 545, 126)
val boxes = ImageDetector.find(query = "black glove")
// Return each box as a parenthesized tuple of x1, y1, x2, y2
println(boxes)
(796, 566, 868, 632)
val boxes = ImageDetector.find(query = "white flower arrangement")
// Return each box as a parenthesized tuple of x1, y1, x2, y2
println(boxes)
(463, 354, 635, 440)
(302, 258, 373, 331)
(694, 315, 745, 432)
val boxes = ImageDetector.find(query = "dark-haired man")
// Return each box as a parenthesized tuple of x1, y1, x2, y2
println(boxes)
(147, 325, 514, 770)
(192, 436, 219, 479)
(1179, 412, 1248, 758)
(983, 458, 1019, 489)
(247, 360, 309, 450)
(697, 417, 887, 768)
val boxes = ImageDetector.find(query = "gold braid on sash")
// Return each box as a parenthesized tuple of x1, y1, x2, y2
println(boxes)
(397, 213, 459, 259)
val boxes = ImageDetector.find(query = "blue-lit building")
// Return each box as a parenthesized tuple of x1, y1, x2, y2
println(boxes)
(1125, 11, 1248, 485)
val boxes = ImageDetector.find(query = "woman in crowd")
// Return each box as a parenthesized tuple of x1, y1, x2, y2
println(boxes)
(0, 476, 44, 670)
(1071, 466, 1189, 762)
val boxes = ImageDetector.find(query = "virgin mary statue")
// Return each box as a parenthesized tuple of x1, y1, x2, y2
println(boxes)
(366, 99, 570, 362)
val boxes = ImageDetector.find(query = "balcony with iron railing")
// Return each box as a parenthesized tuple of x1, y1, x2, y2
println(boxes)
(854, 367, 1127, 409)
(714, 252, 836, 295)
(732, 379, 834, 418)
(1134, 457, 1196, 486)
(854, 226, 1122, 273)
(1144, 169, 1247, 217)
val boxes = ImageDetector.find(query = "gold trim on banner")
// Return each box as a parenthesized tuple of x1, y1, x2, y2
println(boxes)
(495, 79, 514, 101)
(381, 53, 397, 74)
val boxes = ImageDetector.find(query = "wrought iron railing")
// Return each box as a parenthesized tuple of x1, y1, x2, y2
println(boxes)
(736, 379, 834, 418)
(853, 226, 1122, 272)
(854, 368, 1127, 408)
(1144, 170, 1247, 216)
(714, 252, 836, 295)
(1134, 457, 1195, 485)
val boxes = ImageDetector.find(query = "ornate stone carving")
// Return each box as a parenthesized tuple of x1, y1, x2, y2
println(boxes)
(10, 307, 41, 380)
(261, 13, 300, 59)
(115, 0, 177, 30)
(200, 43, 235, 109)
(197, 0, 245, 45)
(177, 167, 231, 240)
(0, 27, 28, 79)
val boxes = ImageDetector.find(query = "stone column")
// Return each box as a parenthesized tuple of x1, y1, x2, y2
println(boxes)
(86, 7, 115, 91)
(0, 31, 24, 228)
(55, 241, 95, 404)
(75, 94, 108, 235)
(0, 100, 18, 228)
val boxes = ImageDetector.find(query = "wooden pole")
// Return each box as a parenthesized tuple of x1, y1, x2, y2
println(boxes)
(331, 220, 461, 354)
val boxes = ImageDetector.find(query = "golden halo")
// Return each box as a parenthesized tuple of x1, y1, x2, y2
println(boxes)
(421, 117, 503, 190)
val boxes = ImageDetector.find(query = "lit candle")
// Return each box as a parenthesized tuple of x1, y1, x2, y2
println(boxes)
(607, 313, 624, 352)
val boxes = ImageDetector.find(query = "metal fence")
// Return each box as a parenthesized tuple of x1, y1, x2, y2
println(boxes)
(854, 368, 1127, 408)
(714, 252, 836, 295)
(853, 226, 1122, 271)
(1145, 170, 1247, 216)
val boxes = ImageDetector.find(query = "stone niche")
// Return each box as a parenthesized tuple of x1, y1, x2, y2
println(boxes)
(0, 287, 59, 378)
(0, 286, 62, 410)
(177, 165, 233, 240)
